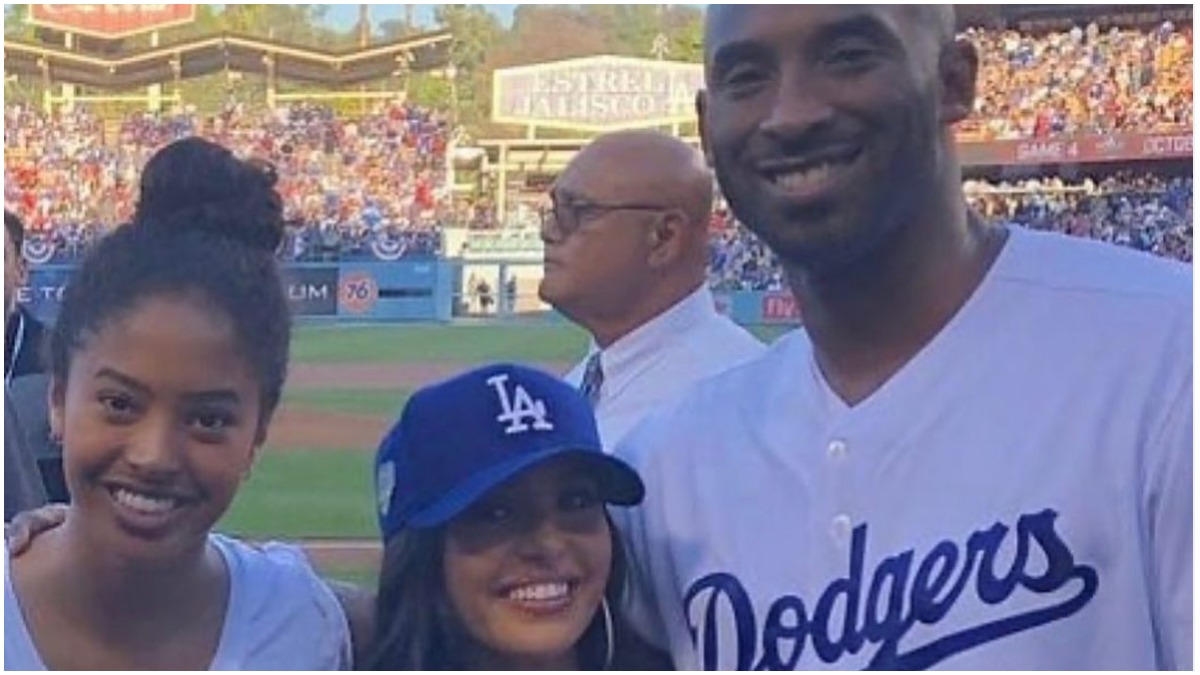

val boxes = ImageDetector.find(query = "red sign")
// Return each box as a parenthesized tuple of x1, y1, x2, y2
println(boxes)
(339, 271, 379, 315)
(959, 131, 1192, 167)
(761, 292, 802, 325)
(29, 4, 196, 39)
(1014, 139, 1081, 164)
(1140, 134, 1192, 158)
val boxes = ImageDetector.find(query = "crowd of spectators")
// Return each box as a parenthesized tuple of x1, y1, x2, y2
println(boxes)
(281, 221, 443, 262)
(708, 214, 788, 293)
(963, 20, 1192, 139)
(4, 19, 1194, 275)
(5, 99, 453, 262)
(967, 174, 1193, 262)
(708, 174, 1193, 291)
(4, 107, 118, 242)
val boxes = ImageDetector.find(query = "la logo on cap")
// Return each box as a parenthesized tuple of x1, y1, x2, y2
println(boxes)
(487, 373, 554, 435)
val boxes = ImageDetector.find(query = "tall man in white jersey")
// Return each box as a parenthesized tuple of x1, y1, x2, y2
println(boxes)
(541, 130, 764, 448)
(614, 6, 1191, 670)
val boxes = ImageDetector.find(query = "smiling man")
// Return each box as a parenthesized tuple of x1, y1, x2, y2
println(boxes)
(614, 5, 1191, 670)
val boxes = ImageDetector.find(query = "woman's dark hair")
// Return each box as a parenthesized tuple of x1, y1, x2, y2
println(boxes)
(5, 209, 25, 251)
(135, 136, 284, 253)
(49, 138, 291, 431)
(364, 511, 671, 670)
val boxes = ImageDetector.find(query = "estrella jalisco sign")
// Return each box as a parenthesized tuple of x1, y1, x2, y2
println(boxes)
(492, 55, 704, 132)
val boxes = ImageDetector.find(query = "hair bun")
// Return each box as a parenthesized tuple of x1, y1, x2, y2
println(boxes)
(138, 196, 284, 253)
(133, 137, 284, 253)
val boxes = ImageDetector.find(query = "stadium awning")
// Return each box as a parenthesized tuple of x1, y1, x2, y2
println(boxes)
(3, 30, 453, 89)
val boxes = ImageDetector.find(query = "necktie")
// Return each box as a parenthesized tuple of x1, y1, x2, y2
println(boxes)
(579, 352, 604, 408)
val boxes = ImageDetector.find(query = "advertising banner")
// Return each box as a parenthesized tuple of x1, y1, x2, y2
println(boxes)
(761, 292, 802, 325)
(959, 131, 1192, 167)
(282, 266, 338, 317)
(18, 267, 71, 323)
(493, 56, 703, 132)
(28, 4, 196, 39)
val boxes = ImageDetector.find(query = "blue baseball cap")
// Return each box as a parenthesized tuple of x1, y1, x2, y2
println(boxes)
(374, 363, 645, 540)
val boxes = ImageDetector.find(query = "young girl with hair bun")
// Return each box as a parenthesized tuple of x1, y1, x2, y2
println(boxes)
(4, 138, 350, 670)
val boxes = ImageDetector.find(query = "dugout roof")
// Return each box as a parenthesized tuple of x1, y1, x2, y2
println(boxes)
(3, 30, 453, 90)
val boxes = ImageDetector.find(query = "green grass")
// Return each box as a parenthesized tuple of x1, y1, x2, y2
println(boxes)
(224, 322, 799, 542)
(292, 323, 590, 364)
(289, 322, 794, 365)
(283, 388, 412, 417)
(220, 450, 376, 540)
(318, 562, 380, 590)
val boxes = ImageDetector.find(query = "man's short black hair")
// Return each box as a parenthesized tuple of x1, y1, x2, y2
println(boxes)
(4, 210, 24, 252)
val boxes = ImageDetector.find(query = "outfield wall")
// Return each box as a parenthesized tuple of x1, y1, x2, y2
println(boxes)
(21, 261, 801, 326)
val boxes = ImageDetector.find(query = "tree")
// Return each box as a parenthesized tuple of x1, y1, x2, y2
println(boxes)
(378, 19, 409, 41)
(433, 5, 504, 126)
(4, 5, 36, 40)
(658, 6, 705, 62)
(503, 5, 609, 64)
(220, 4, 343, 47)
(437, 5, 504, 72)
(407, 73, 454, 111)
(4, 9, 48, 111)
(601, 5, 664, 57)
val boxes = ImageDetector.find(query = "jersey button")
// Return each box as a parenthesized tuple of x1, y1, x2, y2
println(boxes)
(827, 439, 848, 459)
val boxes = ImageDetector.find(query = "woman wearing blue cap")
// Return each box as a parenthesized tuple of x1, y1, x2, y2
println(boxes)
(7, 362, 671, 669)
(362, 362, 671, 670)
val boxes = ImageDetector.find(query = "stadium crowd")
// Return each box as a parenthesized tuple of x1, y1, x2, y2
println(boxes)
(966, 174, 1193, 261)
(964, 20, 1192, 138)
(5, 99, 453, 261)
(709, 174, 1194, 291)
(3, 21, 1193, 273)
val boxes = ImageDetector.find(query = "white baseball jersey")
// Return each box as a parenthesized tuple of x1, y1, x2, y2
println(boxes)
(564, 285, 766, 449)
(5, 534, 352, 670)
(614, 227, 1192, 670)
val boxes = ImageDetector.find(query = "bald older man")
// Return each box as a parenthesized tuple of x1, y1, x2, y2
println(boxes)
(539, 130, 765, 448)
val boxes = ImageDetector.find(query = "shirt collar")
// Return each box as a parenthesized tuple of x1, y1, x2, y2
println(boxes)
(587, 285, 720, 398)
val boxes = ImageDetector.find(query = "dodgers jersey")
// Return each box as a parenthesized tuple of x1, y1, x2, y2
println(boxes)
(614, 227, 1191, 670)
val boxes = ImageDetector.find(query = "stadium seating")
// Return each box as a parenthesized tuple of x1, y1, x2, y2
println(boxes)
(4, 22, 1192, 278)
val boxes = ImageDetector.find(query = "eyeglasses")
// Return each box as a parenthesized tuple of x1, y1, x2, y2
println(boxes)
(540, 199, 674, 238)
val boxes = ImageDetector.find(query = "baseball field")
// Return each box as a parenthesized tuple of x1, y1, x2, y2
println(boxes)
(218, 320, 791, 587)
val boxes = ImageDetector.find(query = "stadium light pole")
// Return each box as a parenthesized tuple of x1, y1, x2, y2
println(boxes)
(359, 4, 370, 114)
(652, 4, 669, 60)
(359, 5, 370, 47)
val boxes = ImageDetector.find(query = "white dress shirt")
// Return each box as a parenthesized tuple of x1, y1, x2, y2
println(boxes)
(565, 285, 766, 449)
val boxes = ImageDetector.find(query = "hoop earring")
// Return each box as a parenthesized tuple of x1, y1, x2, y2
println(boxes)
(600, 596, 615, 670)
